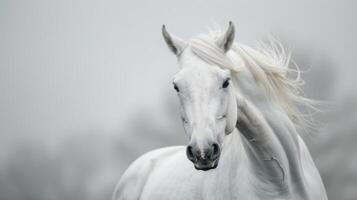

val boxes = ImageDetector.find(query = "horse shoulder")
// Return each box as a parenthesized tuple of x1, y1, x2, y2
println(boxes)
(112, 146, 184, 200)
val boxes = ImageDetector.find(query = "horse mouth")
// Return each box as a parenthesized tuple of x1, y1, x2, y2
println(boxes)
(194, 160, 219, 171)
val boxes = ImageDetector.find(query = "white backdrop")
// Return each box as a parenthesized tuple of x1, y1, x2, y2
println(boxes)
(0, 0, 356, 199)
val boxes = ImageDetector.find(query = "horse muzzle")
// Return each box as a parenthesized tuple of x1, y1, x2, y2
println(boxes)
(186, 143, 221, 171)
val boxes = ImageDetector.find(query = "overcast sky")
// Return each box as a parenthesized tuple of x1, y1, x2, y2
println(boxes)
(0, 0, 356, 199)
(1, 0, 356, 137)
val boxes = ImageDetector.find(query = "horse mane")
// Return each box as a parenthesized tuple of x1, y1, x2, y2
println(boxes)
(188, 30, 319, 131)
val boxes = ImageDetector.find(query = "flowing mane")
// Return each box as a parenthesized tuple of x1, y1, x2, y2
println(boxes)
(188, 30, 318, 130)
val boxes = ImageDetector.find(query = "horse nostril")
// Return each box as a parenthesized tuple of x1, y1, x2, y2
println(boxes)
(211, 143, 220, 160)
(186, 145, 195, 161)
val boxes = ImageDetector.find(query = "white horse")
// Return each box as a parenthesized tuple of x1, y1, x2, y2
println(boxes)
(113, 22, 328, 200)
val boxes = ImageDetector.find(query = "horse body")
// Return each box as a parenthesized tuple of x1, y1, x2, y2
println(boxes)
(114, 133, 325, 200)
(113, 23, 327, 200)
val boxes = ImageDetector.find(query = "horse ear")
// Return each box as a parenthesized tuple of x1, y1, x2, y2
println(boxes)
(162, 25, 186, 55)
(217, 21, 235, 52)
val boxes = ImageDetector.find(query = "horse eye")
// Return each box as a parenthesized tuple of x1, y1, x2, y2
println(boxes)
(173, 83, 180, 92)
(182, 116, 188, 124)
(222, 78, 230, 88)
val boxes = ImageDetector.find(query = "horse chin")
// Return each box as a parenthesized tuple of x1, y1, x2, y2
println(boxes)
(194, 160, 219, 171)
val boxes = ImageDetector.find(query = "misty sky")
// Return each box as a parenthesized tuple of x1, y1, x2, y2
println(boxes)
(0, 0, 356, 200)
(1, 0, 356, 137)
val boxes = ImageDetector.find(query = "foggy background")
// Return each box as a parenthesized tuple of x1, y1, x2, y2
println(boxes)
(0, 0, 356, 199)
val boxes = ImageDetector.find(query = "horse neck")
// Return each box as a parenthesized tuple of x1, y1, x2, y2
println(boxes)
(220, 129, 251, 179)
(222, 53, 282, 179)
